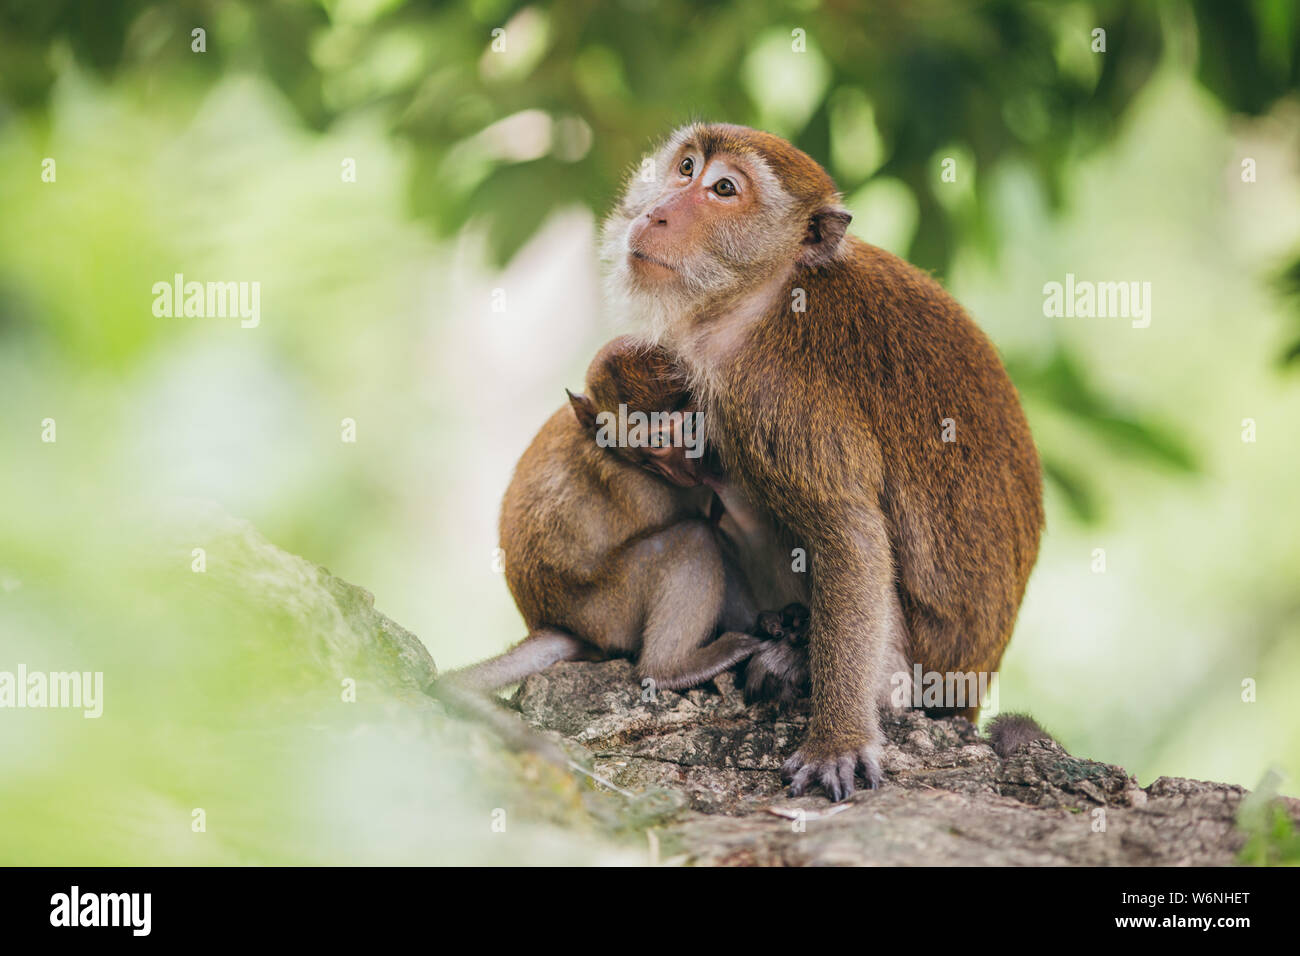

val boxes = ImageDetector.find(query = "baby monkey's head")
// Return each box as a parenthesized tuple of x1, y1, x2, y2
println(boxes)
(567, 335, 704, 487)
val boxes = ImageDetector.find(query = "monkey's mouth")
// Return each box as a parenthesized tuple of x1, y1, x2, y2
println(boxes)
(628, 249, 678, 274)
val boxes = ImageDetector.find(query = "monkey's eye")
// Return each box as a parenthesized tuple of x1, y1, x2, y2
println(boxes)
(713, 178, 737, 197)
(678, 157, 694, 177)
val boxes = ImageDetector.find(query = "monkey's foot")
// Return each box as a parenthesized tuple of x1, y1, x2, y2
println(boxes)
(743, 635, 809, 706)
(781, 737, 883, 802)
(742, 603, 811, 707)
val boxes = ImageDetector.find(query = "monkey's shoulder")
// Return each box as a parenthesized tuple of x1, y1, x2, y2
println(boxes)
(763, 239, 1007, 390)
(832, 239, 976, 336)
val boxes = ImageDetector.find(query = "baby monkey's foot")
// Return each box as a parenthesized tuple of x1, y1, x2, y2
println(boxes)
(743, 603, 811, 706)
(781, 735, 882, 802)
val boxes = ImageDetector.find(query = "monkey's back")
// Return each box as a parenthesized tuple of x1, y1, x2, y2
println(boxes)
(721, 237, 1044, 680)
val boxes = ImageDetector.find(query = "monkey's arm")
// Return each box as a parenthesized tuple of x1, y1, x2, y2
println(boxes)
(780, 510, 894, 800)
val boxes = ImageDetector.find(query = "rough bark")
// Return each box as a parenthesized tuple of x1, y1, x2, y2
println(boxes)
(501, 660, 1299, 866)
(287, 547, 1297, 866)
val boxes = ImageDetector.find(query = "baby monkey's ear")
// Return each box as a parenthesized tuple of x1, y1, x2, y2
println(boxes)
(566, 388, 599, 431)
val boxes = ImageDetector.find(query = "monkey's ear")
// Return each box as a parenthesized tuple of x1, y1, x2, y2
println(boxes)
(801, 206, 852, 266)
(566, 388, 599, 431)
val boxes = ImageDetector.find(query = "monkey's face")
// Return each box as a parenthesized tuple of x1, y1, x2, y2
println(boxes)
(568, 337, 704, 487)
(602, 125, 800, 323)
(627, 443, 704, 488)
(623, 150, 772, 282)
(569, 389, 704, 488)
(601, 124, 851, 341)
(590, 391, 705, 489)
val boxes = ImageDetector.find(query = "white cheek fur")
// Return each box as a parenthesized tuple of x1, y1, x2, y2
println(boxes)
(598, 124, 803, 358)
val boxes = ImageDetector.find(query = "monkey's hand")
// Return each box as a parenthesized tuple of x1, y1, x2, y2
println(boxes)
(781, 736, 882, 801)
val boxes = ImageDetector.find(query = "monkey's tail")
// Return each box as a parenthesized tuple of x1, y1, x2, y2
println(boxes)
(423, 628, 590, 751)
(986, 712, 1058, 759)
(433, 629, 591, 693)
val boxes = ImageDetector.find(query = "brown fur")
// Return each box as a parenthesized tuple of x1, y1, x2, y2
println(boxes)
(438, 336, 761, 695)
(987, 713, 1055, 758)
(604, 124, 1044, 799)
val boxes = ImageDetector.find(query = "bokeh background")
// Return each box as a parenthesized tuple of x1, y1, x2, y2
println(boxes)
(2, 0, 1299, 863)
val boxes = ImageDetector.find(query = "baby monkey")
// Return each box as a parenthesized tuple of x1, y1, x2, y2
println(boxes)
(437, 336, 763, 695)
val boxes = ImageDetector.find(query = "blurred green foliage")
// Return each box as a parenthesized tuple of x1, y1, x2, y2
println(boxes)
(4, 0, 1298, 517)
(0, 498, 632, 864)
(2, 1, 1300, 862)
(1238, 792, 1300, 865)
(3, 0, 1294, 266)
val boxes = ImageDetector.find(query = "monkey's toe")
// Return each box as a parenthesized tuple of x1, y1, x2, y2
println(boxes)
(782, 741, 882, 801)
(782, 749, 855, 801)
(858, 746, 883, 790)
(783, 758, 817, 798)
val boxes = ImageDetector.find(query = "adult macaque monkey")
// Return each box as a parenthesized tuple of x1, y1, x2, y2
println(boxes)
(603, 124, 1044, 800)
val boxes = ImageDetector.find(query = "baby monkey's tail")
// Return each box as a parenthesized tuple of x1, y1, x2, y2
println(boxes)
(423, 628, 590, 754)
(986, 712, 1058, 759)
(434, 629, 591, 693)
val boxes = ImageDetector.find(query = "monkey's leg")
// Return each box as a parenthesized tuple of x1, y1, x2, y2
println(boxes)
(638, 629, 760, 693)
(782, 512, 896, 800)
(874, 584, 913, 713)
(627, 520, 761, 693)
(717, 548, 759, 633)
(432, 629, 592, 694)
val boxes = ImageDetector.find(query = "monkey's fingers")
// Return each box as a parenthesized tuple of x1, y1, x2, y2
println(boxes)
(823, 755, 858, 802)
(782, 745, 882, 801)
(782, 748, 855, 801)
(783, 753, 854, 802)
